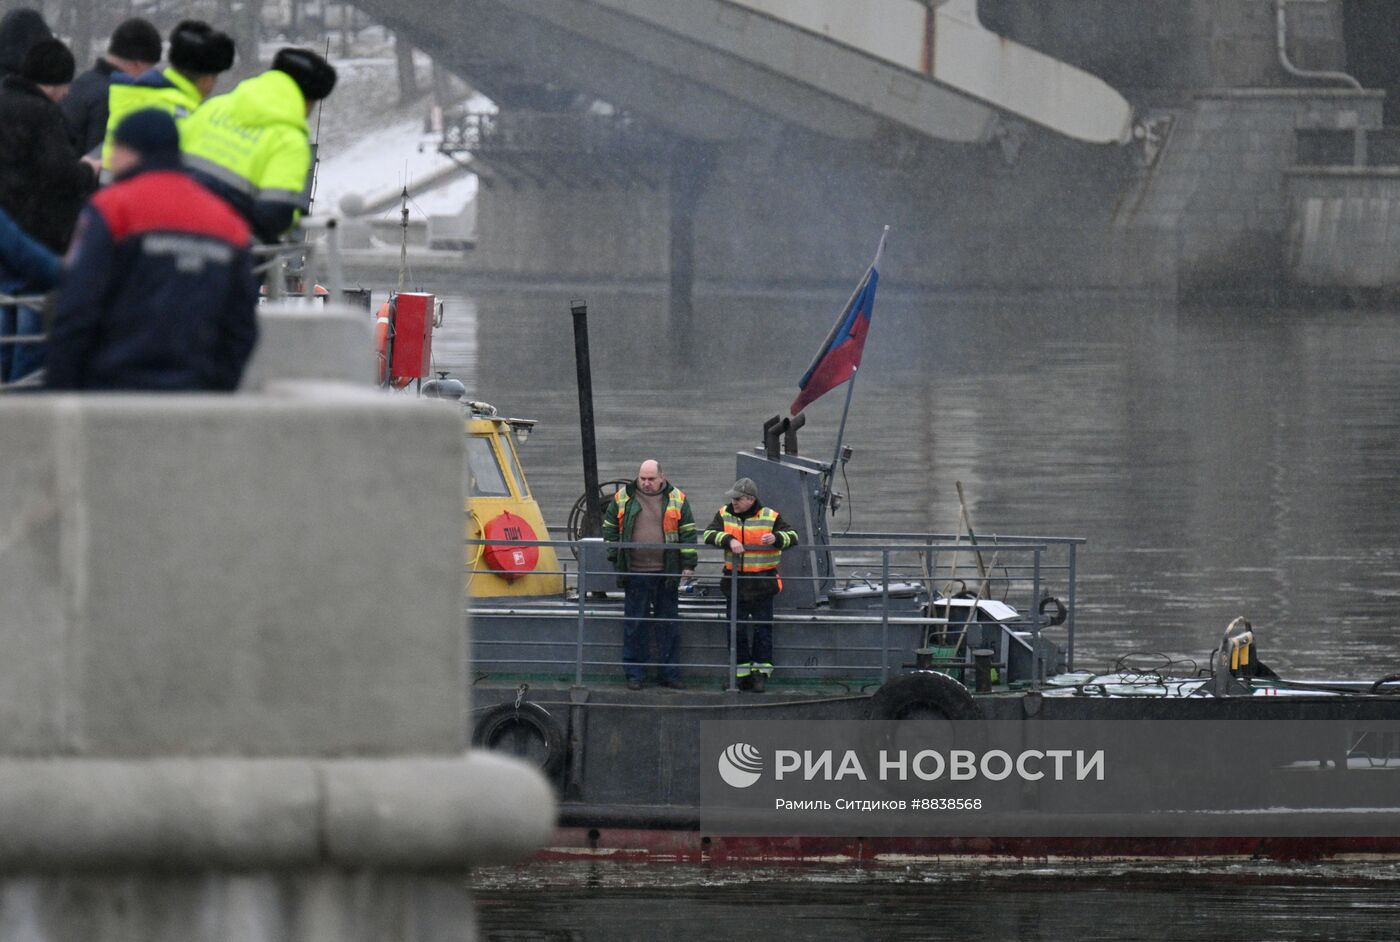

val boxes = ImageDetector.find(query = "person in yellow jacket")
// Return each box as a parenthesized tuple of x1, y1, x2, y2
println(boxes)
(181, 47, 336, 242)
(101, 20, 234, 171)
(702, 477, 798, 692)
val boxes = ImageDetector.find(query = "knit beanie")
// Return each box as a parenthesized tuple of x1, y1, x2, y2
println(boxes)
(108, 18, 162, 64)
(20, 38, 73, 85)
(112, 108, 181, 167)
(272, 47, 336, 102)
(168, 20, 235, 75)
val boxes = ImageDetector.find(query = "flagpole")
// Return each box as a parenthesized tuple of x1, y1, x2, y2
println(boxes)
(821, 226, 886, 514)
(824, 365, 859, 513)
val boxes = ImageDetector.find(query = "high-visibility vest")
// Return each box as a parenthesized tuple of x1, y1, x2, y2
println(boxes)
(103, 68, 202, 168)
(719, 507, 782, 573)
(614, 486, 688, 542)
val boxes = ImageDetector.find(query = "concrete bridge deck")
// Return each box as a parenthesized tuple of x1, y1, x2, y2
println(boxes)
(358, 0, 1132, 145)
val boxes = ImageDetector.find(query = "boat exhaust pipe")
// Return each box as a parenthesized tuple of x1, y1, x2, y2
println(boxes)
(571, 299, 602, 538)
(762, 413, 807, 461)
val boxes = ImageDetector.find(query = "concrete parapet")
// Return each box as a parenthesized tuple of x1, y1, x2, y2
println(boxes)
(0, 326, 553, 934)
(242, 302, 374, 390)
(0, 871, 480, 941)
(0, 387, 465, 756)
(0, 753, 553, 869)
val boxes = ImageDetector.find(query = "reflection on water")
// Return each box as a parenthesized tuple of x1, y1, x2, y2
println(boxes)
(472, 861, 1400, 941)
(427, 284, 1400, 678)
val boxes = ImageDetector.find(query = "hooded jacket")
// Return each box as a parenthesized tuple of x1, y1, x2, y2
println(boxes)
(180, 69, 312, 242)
(0, 8, 51, 79)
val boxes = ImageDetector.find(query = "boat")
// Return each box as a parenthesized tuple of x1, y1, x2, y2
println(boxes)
(368, 283, 1400, 862)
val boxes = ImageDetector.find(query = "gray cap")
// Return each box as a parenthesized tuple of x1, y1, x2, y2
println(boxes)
(725, 478, 758, 501)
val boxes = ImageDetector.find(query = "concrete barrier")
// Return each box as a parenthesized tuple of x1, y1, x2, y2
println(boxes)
(0, 753, 552, 869)
(0, 370, 554, 937)
(242, 301, 374, 390)
(0, 389, 466, 756)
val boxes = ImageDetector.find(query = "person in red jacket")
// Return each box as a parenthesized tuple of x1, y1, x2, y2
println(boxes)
(46, 109, 258, 391)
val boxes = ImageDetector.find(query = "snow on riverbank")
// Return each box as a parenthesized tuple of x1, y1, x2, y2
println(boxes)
(308, 51, 494, 222)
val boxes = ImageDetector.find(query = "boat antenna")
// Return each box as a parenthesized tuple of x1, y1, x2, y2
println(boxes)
(307, 37, 330, 212)
(397, 184, 409, 294)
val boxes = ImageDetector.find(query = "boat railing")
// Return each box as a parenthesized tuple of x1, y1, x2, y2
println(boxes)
(467, 535, 1078, 692)
(254, 220, 346, 302)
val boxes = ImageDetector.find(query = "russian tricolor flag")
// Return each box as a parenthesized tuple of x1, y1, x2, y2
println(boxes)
(790, 227, 888, 416)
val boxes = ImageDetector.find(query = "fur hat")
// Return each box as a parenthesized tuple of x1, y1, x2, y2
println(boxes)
(168, 20, 234, 75)
(20, 37, 73, 85)
(108, 18, 162, 64)
(272, 47, 336, 102)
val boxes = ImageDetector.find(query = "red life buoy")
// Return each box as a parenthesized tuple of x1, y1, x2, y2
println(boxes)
(373, 300, 412, 389)
(481, 511, 539, 580)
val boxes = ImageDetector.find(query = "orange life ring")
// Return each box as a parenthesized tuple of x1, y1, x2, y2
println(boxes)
(373, 300, 412, 389)
(481, 511, 539, 580)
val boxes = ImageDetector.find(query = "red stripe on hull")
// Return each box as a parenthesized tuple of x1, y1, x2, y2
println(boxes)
(537, 828, 1400, 864)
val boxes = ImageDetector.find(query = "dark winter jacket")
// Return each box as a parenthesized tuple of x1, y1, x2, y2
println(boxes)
(702, 501, 799, 601)
(46, 165, 259, 391)
(0, 75, 97, 252)
(0, 8, 51, 79)
(601, 480, 699, 587)
(0, 205, 58, 295)
(63, 57, 120, 154)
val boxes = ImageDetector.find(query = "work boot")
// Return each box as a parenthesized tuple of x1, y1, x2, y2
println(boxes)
(751, 674, 766, 693)
(626, 678, 643, 691)
(660, 678, 687, 690)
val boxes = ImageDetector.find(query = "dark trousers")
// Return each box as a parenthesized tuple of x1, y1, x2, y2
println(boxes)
(622, 572, 680, 683)
(733, 594, 774, 676)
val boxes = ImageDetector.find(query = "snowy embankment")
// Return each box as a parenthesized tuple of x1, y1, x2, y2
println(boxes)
(307, 53, 494, 225)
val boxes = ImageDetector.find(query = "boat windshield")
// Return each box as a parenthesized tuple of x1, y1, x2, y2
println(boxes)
(465, 436, 511, 497)
(500, 437, 529, 498)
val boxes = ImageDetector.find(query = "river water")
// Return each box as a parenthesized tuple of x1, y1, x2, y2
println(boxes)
(412, 280, 1400, 936)
(430, 283, 1400, 678)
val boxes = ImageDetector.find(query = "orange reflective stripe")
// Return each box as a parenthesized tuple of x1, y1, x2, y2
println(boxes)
(720, 508, 780, 572)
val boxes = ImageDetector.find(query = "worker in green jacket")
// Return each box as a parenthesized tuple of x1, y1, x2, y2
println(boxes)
(101, 20, 234, 171)
(180, 47, 336, 243)
(602, 459, 698, 690)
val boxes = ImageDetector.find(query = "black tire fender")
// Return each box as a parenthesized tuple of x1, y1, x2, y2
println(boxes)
(867, 670, 983, 721)
(472, 701, 567, 778)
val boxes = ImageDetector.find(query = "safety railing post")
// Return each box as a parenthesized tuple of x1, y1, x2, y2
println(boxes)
(575, 541, 586, 687)
(577, 537, 606, 685)
(880, 549, 891, 683)
(1030, 547, 1042, 690)
(1066, 542, 1077, 673)
(728, 567, 739, 692)
(324, 218, 344, 302)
